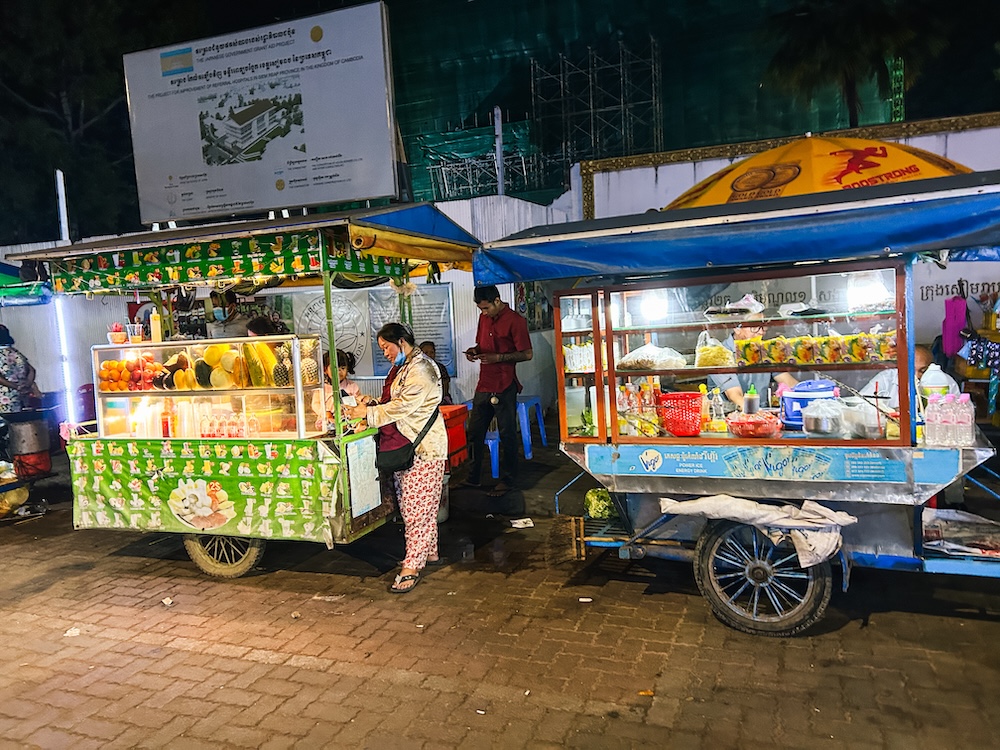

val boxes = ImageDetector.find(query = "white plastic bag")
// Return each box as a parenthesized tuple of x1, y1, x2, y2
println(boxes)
(617, 343, 686, 370)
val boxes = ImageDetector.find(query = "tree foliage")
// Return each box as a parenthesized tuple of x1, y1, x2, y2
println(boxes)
(761, 0, 953, 128)
(0, 0, 209, 245)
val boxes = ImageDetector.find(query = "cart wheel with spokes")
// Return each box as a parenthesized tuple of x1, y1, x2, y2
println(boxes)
(183, 534, 266, 578)
(694, 520, 831, 637)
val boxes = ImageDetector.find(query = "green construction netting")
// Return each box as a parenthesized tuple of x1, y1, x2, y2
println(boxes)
(387, 0, 889, 201)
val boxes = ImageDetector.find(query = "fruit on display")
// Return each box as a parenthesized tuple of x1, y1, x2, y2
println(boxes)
(203, 344, 225, 367)
(300, 357, 320, 385)
(242, 343, 271, 387)
(98, 353, 166, 392)
(273, 360, 291, 387)
(210, 366, 234, 389)
(219, 350, 238, 373)
(194, 358, 213, 388)
(97, 338, 320, 394)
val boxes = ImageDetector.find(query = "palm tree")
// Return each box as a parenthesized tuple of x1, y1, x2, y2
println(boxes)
(762, 0, 951, 128)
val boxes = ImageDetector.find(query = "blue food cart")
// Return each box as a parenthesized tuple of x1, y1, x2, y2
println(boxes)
(476, 170, 1000, 636)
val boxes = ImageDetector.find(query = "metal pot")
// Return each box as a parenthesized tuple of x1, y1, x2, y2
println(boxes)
(803, 414, 842, 435)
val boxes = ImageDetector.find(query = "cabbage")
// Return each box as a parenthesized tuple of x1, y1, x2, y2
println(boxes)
(584, 488, 617, 519)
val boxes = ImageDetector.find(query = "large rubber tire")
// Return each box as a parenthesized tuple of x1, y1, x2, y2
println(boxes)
(694, 520, 832, 637)
(183, 535, 266, 578)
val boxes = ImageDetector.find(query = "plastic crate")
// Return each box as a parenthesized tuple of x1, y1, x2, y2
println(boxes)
(655, 391, 702, 437)
(440, 404, 469, 468)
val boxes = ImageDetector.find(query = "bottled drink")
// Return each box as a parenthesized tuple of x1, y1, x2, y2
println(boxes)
(939, 394, 958, 447)
(699, 384, 710, 431)
(923, 394, 941, 445)
(956, 393, 975, 447)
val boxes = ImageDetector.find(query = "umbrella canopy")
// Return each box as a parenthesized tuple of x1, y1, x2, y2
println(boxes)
(665, 136, 972, 210)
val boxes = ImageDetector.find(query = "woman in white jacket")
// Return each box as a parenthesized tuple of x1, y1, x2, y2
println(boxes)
(345, 322, 446, 593)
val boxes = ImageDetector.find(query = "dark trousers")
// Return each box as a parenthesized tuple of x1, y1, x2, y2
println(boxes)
(467, 382, 519, 485)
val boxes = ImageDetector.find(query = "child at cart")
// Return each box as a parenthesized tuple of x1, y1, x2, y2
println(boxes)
(313, 349, 364, 432)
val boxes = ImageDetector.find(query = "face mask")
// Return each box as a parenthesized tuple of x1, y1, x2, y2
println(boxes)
(213, 309, 226, 322)
(393, 350, 407, 366)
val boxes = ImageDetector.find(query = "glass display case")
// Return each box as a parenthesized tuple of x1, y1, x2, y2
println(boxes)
(556, 262, 911, 445)
(92, 335, 325, 440)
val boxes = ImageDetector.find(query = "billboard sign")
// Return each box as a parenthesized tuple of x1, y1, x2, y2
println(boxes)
(124, 2, 397, 224)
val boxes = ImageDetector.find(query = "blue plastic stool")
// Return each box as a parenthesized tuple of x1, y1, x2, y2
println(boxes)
(484, 430, 500, 478)
(516, 395, 547, 460)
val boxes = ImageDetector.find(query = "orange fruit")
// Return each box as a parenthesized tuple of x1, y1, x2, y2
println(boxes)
(108, 370, 120, 382)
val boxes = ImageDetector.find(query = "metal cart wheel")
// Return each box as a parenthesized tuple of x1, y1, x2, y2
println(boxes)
(183, 535, 266, 578)
(694, 520, 832, 637)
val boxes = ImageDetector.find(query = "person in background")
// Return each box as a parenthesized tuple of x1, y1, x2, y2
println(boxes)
(0, 325, 37, 413)
(464, 285, 532, 498)
(860, 343, 959, 410)
(344, 323, 447, 593)
(710, 312, 798, 411)
(419, 340, 452, 405)
(246, 316, 278, 336)
(208, 291, 250, 338)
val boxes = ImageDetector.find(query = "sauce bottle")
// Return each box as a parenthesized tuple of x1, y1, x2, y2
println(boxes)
(743, 384, 760, 414)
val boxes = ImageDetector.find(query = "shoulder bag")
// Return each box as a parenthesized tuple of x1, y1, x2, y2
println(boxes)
(376, 407, 439, 473)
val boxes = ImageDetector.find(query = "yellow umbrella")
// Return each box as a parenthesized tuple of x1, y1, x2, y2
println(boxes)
(665, 135, 972, 210)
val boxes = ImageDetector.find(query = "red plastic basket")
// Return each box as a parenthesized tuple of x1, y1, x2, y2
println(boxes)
(655, 392, 703, 437)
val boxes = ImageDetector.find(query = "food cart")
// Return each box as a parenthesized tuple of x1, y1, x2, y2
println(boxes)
(476, 170, 1000, 636)
(8, 205, 477, 576)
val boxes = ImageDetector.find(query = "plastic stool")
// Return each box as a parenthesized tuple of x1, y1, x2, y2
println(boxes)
(516, 395, 547, 460)
(484, 430, 500, 478)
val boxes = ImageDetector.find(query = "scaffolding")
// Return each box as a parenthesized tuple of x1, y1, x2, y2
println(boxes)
(531, 37, 664, 176)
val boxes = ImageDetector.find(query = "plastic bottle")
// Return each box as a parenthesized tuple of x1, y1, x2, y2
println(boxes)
(938, 394, 958, 447)
(956, 393, 975, 447)
(743, 383, 760, 414)
(919, 364, 950, 409)
(149, 309, 162, 343)
(699, 384, 710, 431)
(923, 394, 941, 446)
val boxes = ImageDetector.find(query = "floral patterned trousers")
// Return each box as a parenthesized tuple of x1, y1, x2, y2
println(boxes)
(395, 456, 446, 571)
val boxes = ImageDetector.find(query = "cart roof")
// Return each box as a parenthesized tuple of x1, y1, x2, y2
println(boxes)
(475, 170, 1000, 285)
(6, 202, 479, 264)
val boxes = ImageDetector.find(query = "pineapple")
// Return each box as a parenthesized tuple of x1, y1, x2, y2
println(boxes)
(272, 361, 291, 387)
(301, 357, 320, 385)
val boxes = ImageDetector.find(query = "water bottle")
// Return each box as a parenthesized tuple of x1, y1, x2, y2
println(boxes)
(956, 393, 975, 446)
(924, 394, 940, 445)
(919, 364, 951, 410)
(939, 394, 957, 447)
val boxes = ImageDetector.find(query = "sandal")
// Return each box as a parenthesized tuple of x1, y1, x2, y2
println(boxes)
(389, 573, 420, 594)
(486, 482, 513, 498)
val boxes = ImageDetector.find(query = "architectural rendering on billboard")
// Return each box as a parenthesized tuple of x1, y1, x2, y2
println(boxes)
(124, 2, 397, 225)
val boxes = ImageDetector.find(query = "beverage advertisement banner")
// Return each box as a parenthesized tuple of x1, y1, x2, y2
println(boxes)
(50, 231, 405, 293)
(123, 3, 396, 223)
(585, 443, 911, 483)
(68, 438, 340, 545)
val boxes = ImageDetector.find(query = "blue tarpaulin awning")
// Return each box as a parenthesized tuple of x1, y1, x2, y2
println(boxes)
(475, 171, 1000, 285)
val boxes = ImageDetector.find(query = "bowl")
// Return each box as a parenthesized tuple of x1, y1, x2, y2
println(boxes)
(803, 414, 843, 436)
(107, 331, 129, 345)
(726, 412, 782, 438)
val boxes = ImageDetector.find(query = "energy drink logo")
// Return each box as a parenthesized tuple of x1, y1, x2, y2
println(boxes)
(160, 48, 194, 76)
(726, 163, 801, 203)
(829, 146, 919, 189)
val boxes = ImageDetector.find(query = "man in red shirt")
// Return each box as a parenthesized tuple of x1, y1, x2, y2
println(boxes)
(463, 285, 533, 497)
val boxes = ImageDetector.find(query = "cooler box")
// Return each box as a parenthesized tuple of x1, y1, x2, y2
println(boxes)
(440, 404, 469, 469)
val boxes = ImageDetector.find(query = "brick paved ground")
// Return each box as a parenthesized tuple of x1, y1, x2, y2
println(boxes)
(2, 428, 1000, 749)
